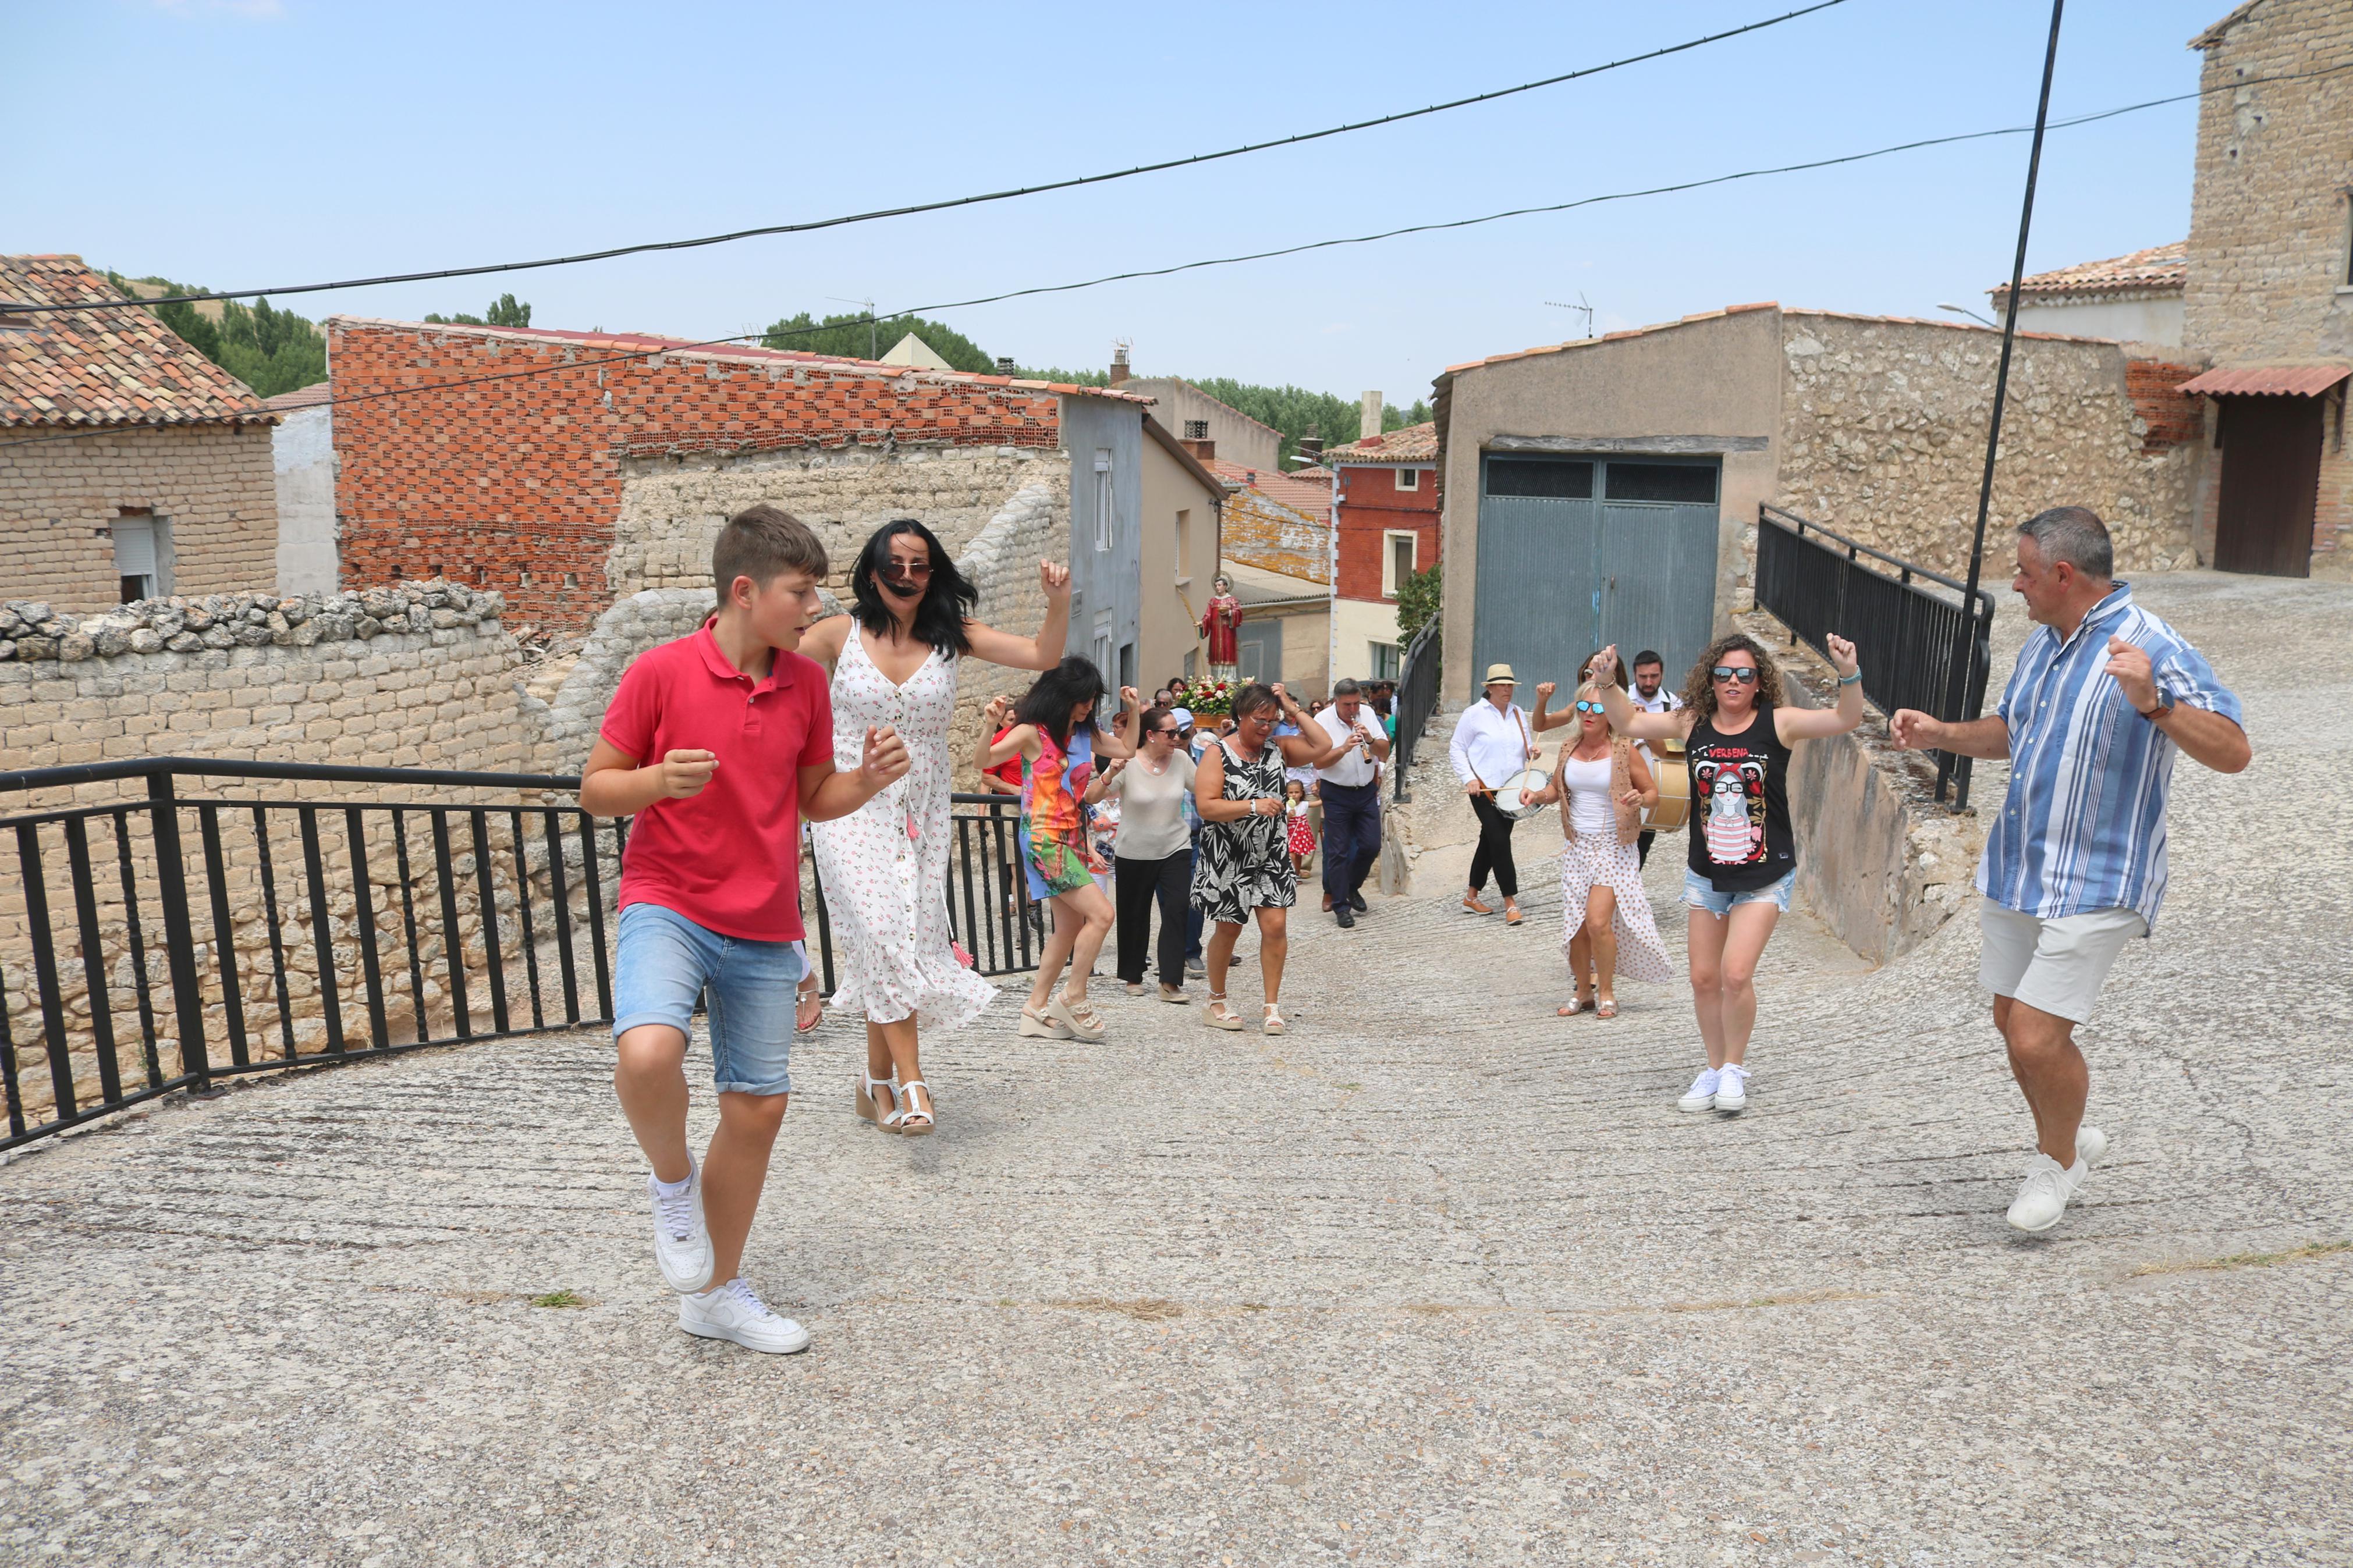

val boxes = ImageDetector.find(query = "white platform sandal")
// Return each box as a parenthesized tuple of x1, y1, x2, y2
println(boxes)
(856, 1073, 900, 1133)
(896, 1079, 935, 1137)
(1202, 992, 1245, 1032)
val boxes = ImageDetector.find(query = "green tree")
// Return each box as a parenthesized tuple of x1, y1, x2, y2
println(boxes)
(762, 310, 998, 372)
(1184, 379, 1435, 466)
(425, 293, 533, 328)
(107, 272, 328, 399)
(1394, 561, 1442, 649)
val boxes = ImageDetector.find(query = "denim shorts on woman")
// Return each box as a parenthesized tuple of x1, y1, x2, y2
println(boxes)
(612, 902, 808, 1096)
(1683, 868, 1795, 918)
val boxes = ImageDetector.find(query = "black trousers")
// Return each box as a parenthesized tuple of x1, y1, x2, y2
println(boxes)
(1318, 780, 1381, 905)
(1637, 829, 1655, 869)
(1115, 851, 1191, 987)
(1468, 792, 1520, 898)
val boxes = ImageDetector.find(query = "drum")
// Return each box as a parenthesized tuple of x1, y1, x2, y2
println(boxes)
(1490, 768, 1552, 822)
(1644, 738, 1691, 831)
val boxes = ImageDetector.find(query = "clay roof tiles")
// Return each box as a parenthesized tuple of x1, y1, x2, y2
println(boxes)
(0, 254, 272, 429)
(1207, 457, 1331, 517)
(1989, 241, 2187, 303)
(1325, 421, 1436, 463)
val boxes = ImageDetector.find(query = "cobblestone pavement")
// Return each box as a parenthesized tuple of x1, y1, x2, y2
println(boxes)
(3, 574, 2347, 1566)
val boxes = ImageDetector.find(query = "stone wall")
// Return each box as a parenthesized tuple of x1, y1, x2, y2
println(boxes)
(0, 422, 278, 616)
(1775, 313, 2201, 576)
(2183, 0, 2353, 366)
(609, 444, 1066, 598)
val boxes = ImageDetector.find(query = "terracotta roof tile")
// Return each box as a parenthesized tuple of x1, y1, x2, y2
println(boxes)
(2177, 363, 2351, 397)
(1989, 242, 2186, 303)
(1326, 421, 1436, 463)
(0, 254, 272, 429)
(263, 380, 333, 411)
(1206, 457, 1332, 517)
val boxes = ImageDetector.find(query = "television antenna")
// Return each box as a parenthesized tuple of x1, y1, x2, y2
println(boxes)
(829, 295, 878, 359)
(1545, 294, 1594, 338)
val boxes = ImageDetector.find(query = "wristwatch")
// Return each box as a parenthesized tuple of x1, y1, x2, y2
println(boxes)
(2138, 690, 2174, 721)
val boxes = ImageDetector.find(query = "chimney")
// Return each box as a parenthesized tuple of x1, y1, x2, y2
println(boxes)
(995, 356, 1016, 375)
(1297, 435, 1324, 464)
(1109, 342, 1131, 387)
(1184, 438, 1216, 461)
(1359, 392, 1383, 442)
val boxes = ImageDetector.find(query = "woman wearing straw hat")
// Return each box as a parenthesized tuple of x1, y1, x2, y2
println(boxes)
(1447, 663, 1542, 926)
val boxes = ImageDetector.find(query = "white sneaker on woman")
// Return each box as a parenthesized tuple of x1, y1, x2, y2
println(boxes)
(648, 1157, 713, 1295)
(679, 1277, 811, 1354)
(1713, 1064, 1749, 1114)
(1677, 1068, 1722, 1112)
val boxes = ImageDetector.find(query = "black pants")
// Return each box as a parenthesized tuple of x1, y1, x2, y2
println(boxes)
(1637, 829, 1655, 869)
(1468, 792, 1520, 898)
(1115, 851, 1191, 987)
(1318, 780, 1380, 905)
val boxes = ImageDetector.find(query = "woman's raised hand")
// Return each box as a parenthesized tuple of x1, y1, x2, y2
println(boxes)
(1825, 633, 1859, 677)
(983, 694, 1014, 724)
(1039, 560, 1071, 602)
(1589, 646, 1619, 683)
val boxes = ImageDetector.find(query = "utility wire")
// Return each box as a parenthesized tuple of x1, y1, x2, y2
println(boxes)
(5, 59, 2345, 455)
(7, 2, 1852, 316)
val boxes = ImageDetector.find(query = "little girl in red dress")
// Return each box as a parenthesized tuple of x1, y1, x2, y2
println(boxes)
(1284, 778, 1317, 873)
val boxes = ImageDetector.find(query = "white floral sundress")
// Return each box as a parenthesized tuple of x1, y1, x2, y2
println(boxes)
(808, 620, 997, 1029)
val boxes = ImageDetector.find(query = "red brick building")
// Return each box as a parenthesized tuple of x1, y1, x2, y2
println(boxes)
(1325, 421, 1438, 681)
(326, 317, 1140, 630)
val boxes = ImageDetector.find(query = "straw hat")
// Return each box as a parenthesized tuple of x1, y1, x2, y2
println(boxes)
(1481, 663, 1518, 686)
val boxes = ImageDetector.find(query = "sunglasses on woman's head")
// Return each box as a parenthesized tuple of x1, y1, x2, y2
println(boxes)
(1712, 666, 1759, 684)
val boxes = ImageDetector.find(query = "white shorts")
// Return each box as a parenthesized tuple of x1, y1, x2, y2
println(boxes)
(1978, 902, 2146, 1025)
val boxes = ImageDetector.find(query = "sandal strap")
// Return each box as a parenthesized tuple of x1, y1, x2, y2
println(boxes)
(897, 1080, 934, 1122)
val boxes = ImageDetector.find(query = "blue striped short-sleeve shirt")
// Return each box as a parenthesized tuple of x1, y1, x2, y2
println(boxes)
(1976, 583, 2242, 931)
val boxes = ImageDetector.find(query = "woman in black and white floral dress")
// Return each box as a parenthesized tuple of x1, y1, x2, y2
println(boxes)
(1191, 682, 1354, 1036)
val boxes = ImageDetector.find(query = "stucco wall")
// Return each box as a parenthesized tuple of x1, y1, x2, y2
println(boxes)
(1439, 307, 1784, 701)
(0, 423, 279, 616)
(1122, 379, 1280, 472)
(610, 443, 1067, 598)
(1135, 429, 1222, 693)
(1776, 312, 2199, 576)
(2007, 295, 2185, 350)
(271, 404, 339, 596)
(1330, 595, 1404, 682)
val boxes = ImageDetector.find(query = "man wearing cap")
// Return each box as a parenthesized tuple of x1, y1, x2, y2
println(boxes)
(1312, 678, 1391, 929)
(1448, 664, 1542, 926)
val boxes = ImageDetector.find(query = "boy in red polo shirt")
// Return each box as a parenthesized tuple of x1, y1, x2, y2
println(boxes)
(581, 504, 907, 1354)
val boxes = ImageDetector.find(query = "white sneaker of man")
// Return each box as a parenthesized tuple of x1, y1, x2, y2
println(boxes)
(648, 1157, 714, 1295)
(679, 1277, 812, 1354)
(2005, 1125, 2107, 1233)
(1713, 1063, 1750, 1114)
(1676, 1067, 1722, 1112)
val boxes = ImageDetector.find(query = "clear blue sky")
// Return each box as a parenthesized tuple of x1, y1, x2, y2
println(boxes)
(8, 0, 2225, 407)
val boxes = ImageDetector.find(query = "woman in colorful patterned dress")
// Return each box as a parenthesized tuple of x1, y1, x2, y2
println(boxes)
(801, 520, 1071, 1137)
(977, 659, 1140, 1044)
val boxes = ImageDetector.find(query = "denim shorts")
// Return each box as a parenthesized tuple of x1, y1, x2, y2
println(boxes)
(612, 902, 808, 1096)
(1683, 868, 1795, 918)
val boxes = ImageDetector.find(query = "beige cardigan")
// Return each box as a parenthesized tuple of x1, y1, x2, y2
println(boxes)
(1556, 735, 1651, 847)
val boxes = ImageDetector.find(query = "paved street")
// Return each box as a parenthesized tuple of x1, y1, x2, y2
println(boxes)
(2, 573, 2347, 1566)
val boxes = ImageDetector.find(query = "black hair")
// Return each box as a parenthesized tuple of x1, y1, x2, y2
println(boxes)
(1632, 649, 1665, 670)
(849, 520, 979, 657)
(1013, 655, 1107, 751)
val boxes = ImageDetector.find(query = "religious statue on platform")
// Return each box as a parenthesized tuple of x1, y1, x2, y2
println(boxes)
(1199, 574, 1243, 682)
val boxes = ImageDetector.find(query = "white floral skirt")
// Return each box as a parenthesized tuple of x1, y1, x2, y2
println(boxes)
(1557, 834, 1675, 983)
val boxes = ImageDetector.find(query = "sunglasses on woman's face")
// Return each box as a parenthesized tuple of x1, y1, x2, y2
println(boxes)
(1712, 666, 1759, 684)
(1150, 726, 1180, 738)
(1575, 700, 1606, 714)
(882, 559, 932, 581)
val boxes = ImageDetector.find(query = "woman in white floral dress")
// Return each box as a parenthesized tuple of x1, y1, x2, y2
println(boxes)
(802, 521, 1070, 1136)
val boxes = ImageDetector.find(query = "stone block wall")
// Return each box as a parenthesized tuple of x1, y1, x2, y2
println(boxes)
(0, 423, 278, 616)
(1776, 313, 2201, 576)
(610, 444, 1066, 599)
(2183, 0, 2353, 366)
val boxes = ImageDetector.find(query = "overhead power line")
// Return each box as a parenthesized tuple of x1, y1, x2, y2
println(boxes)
(3, 59, 2344, 456)
(9, 2, 1852, 316)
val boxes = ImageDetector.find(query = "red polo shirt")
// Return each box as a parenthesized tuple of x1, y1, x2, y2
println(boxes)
(599, 618, 835, 943)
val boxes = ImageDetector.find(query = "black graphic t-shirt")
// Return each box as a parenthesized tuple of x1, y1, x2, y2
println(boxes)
(1685, 702, 1795, 893)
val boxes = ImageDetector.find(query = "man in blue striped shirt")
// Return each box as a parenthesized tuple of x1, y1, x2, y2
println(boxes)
(1893, 507, 2249, 1235)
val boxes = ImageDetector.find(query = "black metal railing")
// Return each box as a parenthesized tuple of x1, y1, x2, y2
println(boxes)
(1390, 618, 1441, 803)
(1, 760, 1046, 1151)
(1753, 504, 1996, 808)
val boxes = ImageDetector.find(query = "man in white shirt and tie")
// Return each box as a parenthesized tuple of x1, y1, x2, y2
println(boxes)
(1448, 664, 1541, 925)
(1628, 649, 1684, 868)
(1312, 679, 1390, 929)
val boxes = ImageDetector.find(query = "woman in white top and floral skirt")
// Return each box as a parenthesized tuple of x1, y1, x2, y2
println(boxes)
(1529, 681, 1674, 1018)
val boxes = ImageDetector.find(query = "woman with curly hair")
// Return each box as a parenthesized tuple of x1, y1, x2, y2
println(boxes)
(1592, 631, 1863, 1116)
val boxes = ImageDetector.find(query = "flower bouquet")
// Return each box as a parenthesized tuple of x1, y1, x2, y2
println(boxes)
(1176, 677, 1234, 718)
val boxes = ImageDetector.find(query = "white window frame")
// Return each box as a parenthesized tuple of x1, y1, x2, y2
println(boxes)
(1370, 641, 1401, 682)
(112, 513, 169, 602)
(1382, 530, 1418, 599)
(1393, 466, 1421, 492)
(1092, 610, 1114, 685)
(1092, 449, 1115, 552)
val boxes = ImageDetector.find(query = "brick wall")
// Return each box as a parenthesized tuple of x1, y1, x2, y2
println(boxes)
(329, 319, 1072, 634)
(1776, 314, 2199, 575)
(1223, 487, 1329, 584)
(0, 422, 278, 615)
(2125, 360, 2207, 450)
(2182, 0, 2353, 366)
(2316, 388, 2353, 580)
(1334, 465, 1439, 602)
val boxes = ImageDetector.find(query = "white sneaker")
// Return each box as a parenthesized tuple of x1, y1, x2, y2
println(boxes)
(2073, 1125, 2107, 1169)
(1713, 1064, 1749, 1114)
(678, 1277, 811, 1354)
(2006, 1127, 2106, 1233)
(1677, 1068, 1722, 1112)
(648, 1157, 714, 1295)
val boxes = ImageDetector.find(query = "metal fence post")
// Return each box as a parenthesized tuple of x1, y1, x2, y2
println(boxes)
(145, 771, 212, 1089)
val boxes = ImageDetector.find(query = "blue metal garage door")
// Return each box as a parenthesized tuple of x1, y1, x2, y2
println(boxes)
(1471, 456, 1720, 696)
